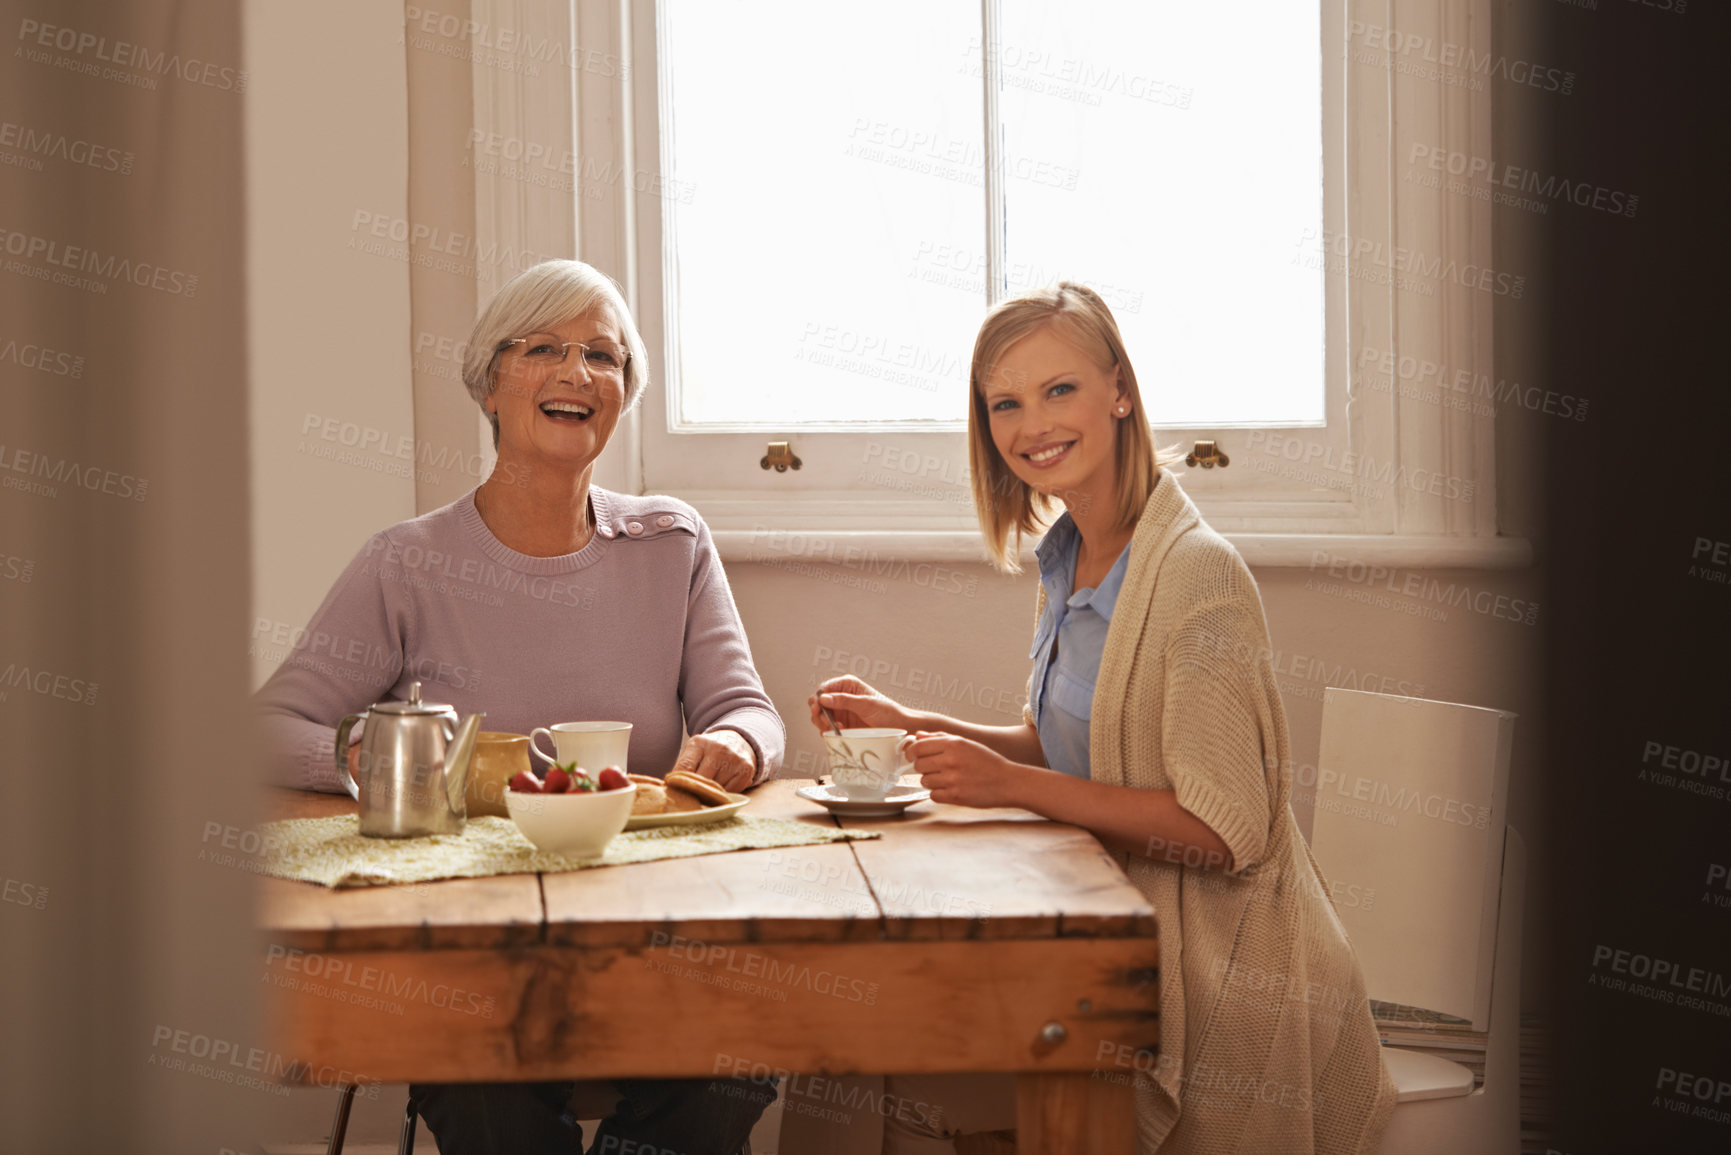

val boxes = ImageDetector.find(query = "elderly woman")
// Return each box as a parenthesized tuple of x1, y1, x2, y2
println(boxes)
(257, 258, 782, 1154)
(811, 284, 1396, 1154)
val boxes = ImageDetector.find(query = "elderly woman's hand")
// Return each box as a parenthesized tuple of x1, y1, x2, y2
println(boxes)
(672, 729, 758, 792)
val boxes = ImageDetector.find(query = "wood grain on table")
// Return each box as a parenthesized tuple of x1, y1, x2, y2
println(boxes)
(258, 777, 1159, 1150)
(269, 936, 1160, 1085)
(256, 788, 543, 953)
(834, 778, 1160, 942)
(542, 779, 882, 948)
(258, 780, 1157, 950)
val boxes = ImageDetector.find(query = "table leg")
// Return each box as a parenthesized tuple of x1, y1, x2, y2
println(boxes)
(1015, 1072, 1135, 1155)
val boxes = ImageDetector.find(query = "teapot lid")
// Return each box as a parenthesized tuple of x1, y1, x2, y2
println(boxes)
(371, 681, 453, 715)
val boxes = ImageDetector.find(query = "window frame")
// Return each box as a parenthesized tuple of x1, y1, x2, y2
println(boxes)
(468, 0, 1526, 568)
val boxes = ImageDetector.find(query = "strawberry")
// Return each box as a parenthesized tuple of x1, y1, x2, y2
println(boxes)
(597, 767, 629, 792)
(542, 765, 572, 794)
(508, 770, 543, 794)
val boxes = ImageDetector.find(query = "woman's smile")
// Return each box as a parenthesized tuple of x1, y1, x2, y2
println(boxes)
(537, 398, 595, 423)
(1019, 439, 1076, 470)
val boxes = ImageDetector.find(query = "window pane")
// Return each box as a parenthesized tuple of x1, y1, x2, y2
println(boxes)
(999, 1, 1324, 426)
(665, 0, 984, 425)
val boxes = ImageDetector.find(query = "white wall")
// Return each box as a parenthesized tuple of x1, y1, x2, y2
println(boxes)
(246, 0, 416, 689)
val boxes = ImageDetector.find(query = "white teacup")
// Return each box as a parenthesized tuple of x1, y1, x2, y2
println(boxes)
(530, 721, 632, 773)
(824, 728, 913, 802)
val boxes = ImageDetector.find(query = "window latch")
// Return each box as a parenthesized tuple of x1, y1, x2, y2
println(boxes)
(760, 441, 802, 473)
(1185, 440, 1230, 469)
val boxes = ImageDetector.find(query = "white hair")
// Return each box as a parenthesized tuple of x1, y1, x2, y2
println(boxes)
(461, 260, 649, 443)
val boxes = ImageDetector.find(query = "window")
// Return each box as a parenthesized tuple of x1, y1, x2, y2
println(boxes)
(663, 1, 984, 428)
(468, 0, 1520, 567)
(662, 1, 1324, 430)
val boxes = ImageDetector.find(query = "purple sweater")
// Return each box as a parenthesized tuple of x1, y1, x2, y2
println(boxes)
(257, 488, 784, 793)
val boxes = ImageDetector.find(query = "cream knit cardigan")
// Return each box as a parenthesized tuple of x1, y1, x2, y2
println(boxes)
(1032, 476, 1397, 1154)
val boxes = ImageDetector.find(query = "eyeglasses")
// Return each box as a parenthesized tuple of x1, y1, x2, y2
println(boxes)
(495, 332, 630, 377)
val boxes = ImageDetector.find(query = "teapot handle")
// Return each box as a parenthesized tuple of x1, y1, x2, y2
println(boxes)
(333, 713, 365, 801)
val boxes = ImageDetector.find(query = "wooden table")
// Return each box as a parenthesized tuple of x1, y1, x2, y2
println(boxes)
(258, 780, 1159, 1153)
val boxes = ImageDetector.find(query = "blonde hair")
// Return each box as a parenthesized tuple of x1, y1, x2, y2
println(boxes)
(461, 260, 650, 446)
(967, 282, 1182, 572)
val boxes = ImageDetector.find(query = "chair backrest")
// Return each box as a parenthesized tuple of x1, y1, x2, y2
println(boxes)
(1310, 688, 1515, 1031)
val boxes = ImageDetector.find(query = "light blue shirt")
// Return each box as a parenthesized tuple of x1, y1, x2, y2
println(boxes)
(1029, 513, 1132, 780)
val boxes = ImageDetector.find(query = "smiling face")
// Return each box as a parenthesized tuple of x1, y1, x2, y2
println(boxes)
(979, 324, 1127, 513)
(485, 306, 628, 477)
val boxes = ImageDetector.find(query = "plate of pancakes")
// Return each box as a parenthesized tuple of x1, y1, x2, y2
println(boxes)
(623, 770, 750, 829)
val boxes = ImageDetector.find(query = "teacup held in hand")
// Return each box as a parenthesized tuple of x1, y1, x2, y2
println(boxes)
(824, 728, 913, 802)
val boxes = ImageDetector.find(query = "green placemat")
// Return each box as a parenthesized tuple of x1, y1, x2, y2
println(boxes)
(259, 814, 879, 889)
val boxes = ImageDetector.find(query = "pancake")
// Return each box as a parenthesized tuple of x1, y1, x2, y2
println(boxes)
(629, 781, 668, 815)
(664, 770, 731, 807)
(663, 785, 708, 813)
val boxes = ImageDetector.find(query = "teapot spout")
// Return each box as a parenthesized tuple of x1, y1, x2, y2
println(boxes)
(445, 712, 486, 816)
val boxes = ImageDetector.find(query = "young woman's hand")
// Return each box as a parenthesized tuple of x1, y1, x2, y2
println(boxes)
(808, 677, 915, 734)
(904, 732, 1032, 810)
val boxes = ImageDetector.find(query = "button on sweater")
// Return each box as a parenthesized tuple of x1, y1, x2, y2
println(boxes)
(256, 487, 784, 793)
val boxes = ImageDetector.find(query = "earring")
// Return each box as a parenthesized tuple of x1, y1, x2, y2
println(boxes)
(1115, 405, 1128, 416)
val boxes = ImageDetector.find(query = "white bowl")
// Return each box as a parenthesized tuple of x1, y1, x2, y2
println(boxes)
(505, 781, 636, 860)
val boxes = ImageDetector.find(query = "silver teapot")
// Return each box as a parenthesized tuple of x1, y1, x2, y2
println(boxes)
(335, 681, 484, 837)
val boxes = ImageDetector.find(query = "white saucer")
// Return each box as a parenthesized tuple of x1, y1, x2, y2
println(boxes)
(796, 781, 931, 818)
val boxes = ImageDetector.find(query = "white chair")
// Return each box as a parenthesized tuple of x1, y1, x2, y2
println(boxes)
(1310, 688, 1523, 1155)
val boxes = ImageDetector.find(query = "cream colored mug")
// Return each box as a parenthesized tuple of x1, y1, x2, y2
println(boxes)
(529, 721, 632, 774)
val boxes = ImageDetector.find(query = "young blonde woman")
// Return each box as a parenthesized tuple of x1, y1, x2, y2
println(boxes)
(809, 284, 1396, 1154)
